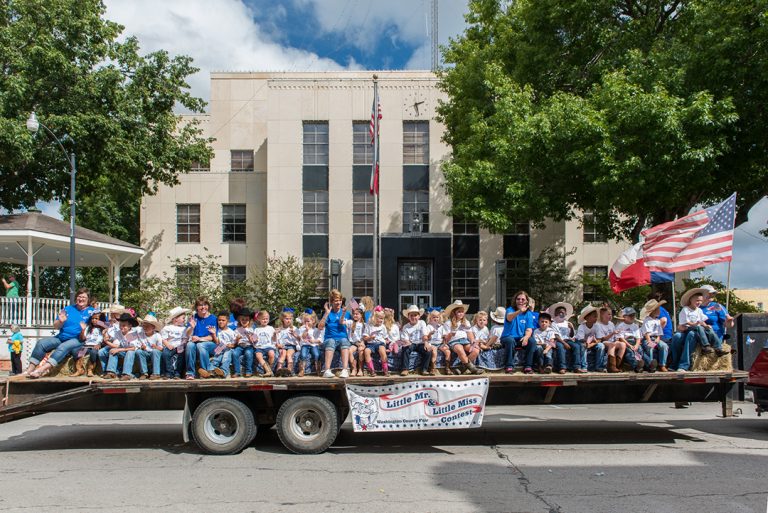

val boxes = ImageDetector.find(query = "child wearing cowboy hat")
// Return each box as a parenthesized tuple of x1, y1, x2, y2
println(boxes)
(400, 305, 437, 376)
(104, 313, 141, 380)
(615, 307, 648, 372)
(488, 307, 506, 351)
(547, 302, 577, 374)
(575, 305, 606, 373)
(671, 288, 729, 371)
(160, 306, 193, 379)
(640, 299, 670, 372)
(442, 300, 484, 375)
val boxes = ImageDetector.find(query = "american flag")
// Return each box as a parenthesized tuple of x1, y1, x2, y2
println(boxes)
(369, 87, 381, 195)
(642, 193, 736, 273)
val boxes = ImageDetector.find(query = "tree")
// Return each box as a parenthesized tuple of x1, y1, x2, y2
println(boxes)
(682, 276, 761, 315)
(525, 246, 580, 308)
(0, 0, 212, 242)
(438, 0, 767, 242)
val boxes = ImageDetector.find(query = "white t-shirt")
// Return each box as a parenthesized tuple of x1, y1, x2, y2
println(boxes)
(443, 320, 471, 343)
(489, 324, 504, 341)
(471, 325, 489, 343)
(235, 326, 254, 347)
(595, 321, 616, 342)
(252, 326, 276, 349)
(123, 328, 143, 349)
(386, 324, 400, 343)
(345, 320, 366, 344)
(141, 332, 163, 351)
(425, 323, 444, 345)
(106, 322, 121, 341)
(276, 326, 300, 347)
(552, 320, 573, 340)
(615, 322, 641, 340)
(401, 320, 427, 345)
(83, 327, 103, 347)
(217, 328, 237, 347)
(679, 306, 707, 326)
(532, 327, 560, 348)
(161, 324, 187, 349)
(364, 323, 388, 345)
(641, 317, 663, 337)
(576, 323, 597, 341)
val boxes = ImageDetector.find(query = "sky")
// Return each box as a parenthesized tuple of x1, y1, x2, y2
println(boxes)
(32, 0, 768, 289)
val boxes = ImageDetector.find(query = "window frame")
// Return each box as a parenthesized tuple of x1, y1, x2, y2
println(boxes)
(221, 204, 247, 243)
(230, 150, 254, 172)
(303, 122, 329, 166)
(222, 265, 247, 286)
(583, 211, 608, 243)
(352, 121, 373, 165)
(402, 121, 429, 165)
(176, 204, 201, 244)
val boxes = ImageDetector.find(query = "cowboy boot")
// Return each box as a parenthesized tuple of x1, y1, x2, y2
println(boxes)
(86, 362, 95, 377)
(607, 355, 619, 373)
(72, 359, 86, 377)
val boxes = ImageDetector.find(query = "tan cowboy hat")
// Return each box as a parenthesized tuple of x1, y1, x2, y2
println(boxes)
(547, 302, 574, 319)
(639, 299, 667, 321)
(444, 300, 470, 317)
(138, 313, 164, 331)
(108, 303, 126, 314)
(681, 288, 708, 308)
(577, 305, 599, 324)
(490, 306, 507, 324)
(401, 304, 425, 318)
(165, 306, 192, 324)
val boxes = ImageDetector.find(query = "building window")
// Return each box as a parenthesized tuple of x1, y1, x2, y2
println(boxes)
(353, 258, 374, 297)
(509, 222, 530, 235)
(230, 150, 254, 172)
(222, 266, 246, 286)
(222, 204, 246, 243)
(403, 190, 429, 233)
(176, 204, 200, 243)
(176, 265, 200, 292)
(505, 258, 531, 305)
(453, 219, 479, 235)
(583, 211, 608, 243)
(189, 159, 210, 172)
(352, 191, 374, 234)
(583, 266, 608, 303)
(403, 121, 429, 165)
(303, 122, 329, 165)
(303, 191, 329, 234)
(304, 257, 329, 297)
(353, 121, 373, 165)
(453, 258, 479, 302)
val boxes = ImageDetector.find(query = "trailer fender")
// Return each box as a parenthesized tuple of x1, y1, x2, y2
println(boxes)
(182, 396, 192, 444)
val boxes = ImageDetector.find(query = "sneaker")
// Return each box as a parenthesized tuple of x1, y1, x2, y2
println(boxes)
(676, 368, 687, 373)
(505, 367, 515, 374)
(523, 367, 533, 374)
(323, 369, 335, 378)
(339, 369, 350, 378)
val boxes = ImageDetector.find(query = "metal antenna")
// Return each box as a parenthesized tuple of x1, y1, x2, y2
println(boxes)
(430, 0, 439, 71)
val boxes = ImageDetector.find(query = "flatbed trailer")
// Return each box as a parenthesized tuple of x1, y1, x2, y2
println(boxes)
(0, 370, 748, 454)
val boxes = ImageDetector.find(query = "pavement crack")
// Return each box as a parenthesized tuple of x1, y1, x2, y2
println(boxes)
(489, 442, 563, 513)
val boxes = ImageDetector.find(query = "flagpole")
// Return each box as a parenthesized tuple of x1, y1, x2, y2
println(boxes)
(372, 74, 380, 305)
(671, 276, 677, 330)
(725, 260, 733, 311)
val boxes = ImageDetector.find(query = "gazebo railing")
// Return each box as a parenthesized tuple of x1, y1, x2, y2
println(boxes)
(0, 297, 110, 327)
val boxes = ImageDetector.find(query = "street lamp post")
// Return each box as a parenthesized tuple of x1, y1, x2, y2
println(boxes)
(26, 111, 77, 304)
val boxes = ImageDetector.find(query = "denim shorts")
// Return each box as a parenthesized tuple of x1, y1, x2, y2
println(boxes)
(323, 337, 351, 351)
(281, 345, 298, 351)
(365, 342, 385, 352)
(254, 347, 276, 356)
(449, 338, 469, 347)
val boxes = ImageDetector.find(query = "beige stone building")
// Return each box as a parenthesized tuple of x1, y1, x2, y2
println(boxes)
(140, 70, 631, 312)
(734, 289, 768, 312)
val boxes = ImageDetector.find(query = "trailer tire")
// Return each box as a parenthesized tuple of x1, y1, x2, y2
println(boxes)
(191, 397, 257, 455)
(276, 395, 339, 454)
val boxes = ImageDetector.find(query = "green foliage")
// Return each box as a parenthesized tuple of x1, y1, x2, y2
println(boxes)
(438, 0, 768, 241)
(683, 276, 761, 315)
(525, 246, 580, 308)
(580, 274, 652, 314)
(249, 256, 325, 316)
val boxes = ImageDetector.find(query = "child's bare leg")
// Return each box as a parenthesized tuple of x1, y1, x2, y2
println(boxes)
(285, 349, 295, 373)
(615, 342, 626, 360)
(453, 344, 469, 364)
(605, 341, 615, 357)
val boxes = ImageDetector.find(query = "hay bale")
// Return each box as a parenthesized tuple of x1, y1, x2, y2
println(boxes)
(691, 342, 732, 372)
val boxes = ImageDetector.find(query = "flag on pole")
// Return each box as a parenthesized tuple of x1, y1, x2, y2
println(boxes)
(369, 87, 381, 195)
(608, 242, 674, 293)
(641, 193, 736, 273)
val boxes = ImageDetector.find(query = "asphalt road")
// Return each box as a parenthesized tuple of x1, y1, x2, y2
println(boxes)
(0, 402, 766, 513)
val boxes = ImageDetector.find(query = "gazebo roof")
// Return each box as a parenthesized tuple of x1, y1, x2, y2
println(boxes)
(0, 212, 144, 267)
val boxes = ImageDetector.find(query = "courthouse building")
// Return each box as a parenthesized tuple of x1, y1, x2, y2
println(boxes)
(140, 70, 630, 313)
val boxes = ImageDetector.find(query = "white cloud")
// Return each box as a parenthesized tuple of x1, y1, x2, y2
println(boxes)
(104, 0, 360, 106)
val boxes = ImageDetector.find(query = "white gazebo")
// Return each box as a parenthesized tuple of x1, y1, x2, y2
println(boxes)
(0, 211, 144, 327)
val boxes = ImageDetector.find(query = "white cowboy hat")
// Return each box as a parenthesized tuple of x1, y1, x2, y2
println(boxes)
(681, 288, 708, 308)
(444, 300, 470, 317)
(401, 305, 425, 318)
(577, 305, 599, 324)
(490, 306, 507, 324)
(639, 299, 667, 321)
(547, 302, 574, 319)
(138, 313, 164, 331)
(107, 303, 126, 314)
(165, 306, 192, 324)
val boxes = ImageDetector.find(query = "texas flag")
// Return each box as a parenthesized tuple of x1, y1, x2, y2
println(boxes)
(609, 243, 674, 293)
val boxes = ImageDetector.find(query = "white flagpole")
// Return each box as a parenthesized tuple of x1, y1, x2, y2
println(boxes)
(725, 260, 733, 311)
(372, 75, 380, 305)
(671, 276, 677, 330)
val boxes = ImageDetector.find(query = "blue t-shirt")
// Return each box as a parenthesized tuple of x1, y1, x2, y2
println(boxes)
(501, 308, 535, 339)
(57, 304, 94, 342)
(658, 306, 673, 339)
(324, 309, 347, 340)
(192, 313, 217, 339)
(701, 302, 729, 339)
(228, 313, 238, 331)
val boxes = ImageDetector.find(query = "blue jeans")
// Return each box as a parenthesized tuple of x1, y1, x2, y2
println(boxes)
(47, 338, 83, 367)
(211, 349, 233, 377)
(186, 341, 217, 376)
(402, 344, 433, 371)
(670, 330, 699, 370)
(107, 350, 137, 376)
(500, 336, 537, 369)
(624, 346, 648, 370)
(162, 348, 183, 378)
(537, 346, 553, 369)
(642, 339, 669, 368)
(135, 349, 162, 375)
(29, 336, 69, 365)
(231, 346, 254, 375)
(562, 340, 584, 371)
(693, 325, 723, 350)
(98, 346, 114, 373)
(581, 342, 606, 371)
(74, 346, 99, 364)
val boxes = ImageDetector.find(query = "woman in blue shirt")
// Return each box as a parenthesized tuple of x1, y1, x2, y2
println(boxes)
(500, 291, 537, 374)
(318, 289, 351, 379)
(700, 284, 734, 341)
(185, 296, 218, 379)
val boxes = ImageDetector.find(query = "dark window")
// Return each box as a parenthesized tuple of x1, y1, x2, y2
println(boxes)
(453, 219, 479, 235)
(403, 165, 429, 190)
(403, 121, 429, 165)
(505, 258, 530, 305)
(303, 235, 329, 258)
(190, 159, 209, 172)
(302, 166, 329, 190)
(503, 234, 530, 259)
(353, 235, 373, 258)
(222, 204, 246, 243)
(176, 204, 200, 243)
(453, 235, 480, 259)
(176, 265, 200, 292)
(223, 266, 246, 285)
(583, 266, 608, 302)
(303, 122, 329, 165)
(230, 150, 254, 172)
(353, 122, 373, 165)
(403, 190, 429, 233)
(353, 258, 374, 297)
(353, 166, 372, 191)
(583, 212, 608, 243)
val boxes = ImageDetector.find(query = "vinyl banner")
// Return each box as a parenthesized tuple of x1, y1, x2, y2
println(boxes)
(346, 379, 489, 432)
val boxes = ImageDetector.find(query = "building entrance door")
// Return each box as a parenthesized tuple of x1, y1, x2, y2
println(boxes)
(398, 260, 433, 314)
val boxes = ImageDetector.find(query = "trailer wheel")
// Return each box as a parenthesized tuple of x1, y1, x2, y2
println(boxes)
(191, 397, 257, 455)
(276, 395, 339, 454)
